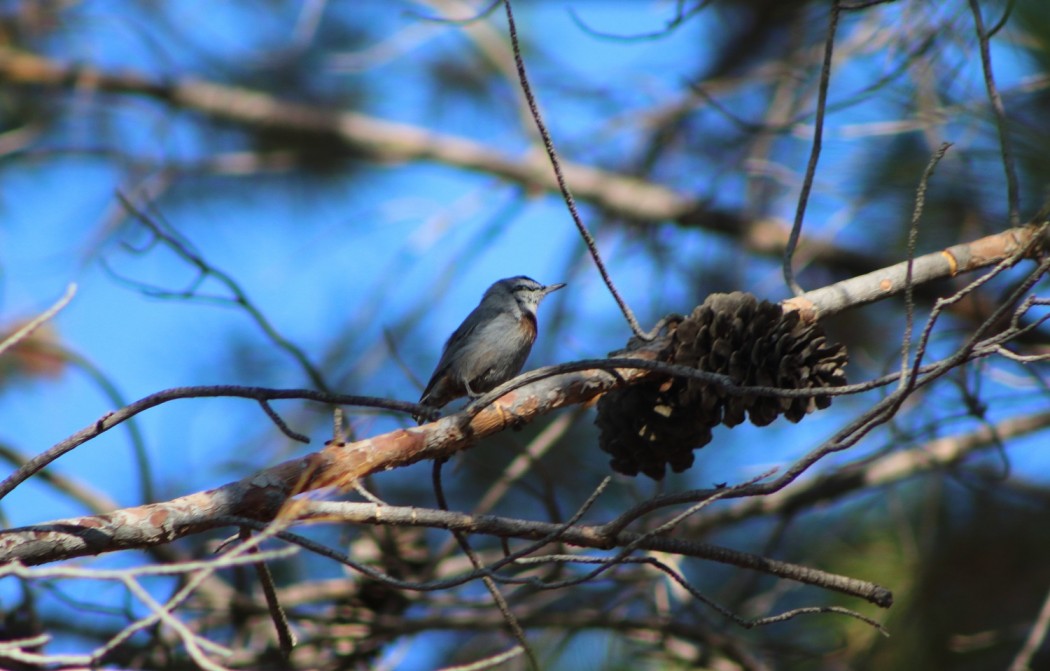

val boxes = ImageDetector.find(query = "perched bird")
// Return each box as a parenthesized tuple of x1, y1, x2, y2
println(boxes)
(417, 276, 566, 418)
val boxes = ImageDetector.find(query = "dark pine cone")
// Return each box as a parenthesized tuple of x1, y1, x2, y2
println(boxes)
(596, 292, 847, 480)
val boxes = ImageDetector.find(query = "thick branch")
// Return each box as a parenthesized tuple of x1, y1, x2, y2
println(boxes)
(0, 348, 664, 567)
(785, 223, 1048, 320)
(1, 227, 1046, 567)
(297, 501, 890, 607)
(0, 48, 688, 223)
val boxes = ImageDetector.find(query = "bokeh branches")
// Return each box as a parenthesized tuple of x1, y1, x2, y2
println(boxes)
(2, 1, 1050, 669)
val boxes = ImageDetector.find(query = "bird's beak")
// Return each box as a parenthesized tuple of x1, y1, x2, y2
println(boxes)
(543, 282, 567, 296)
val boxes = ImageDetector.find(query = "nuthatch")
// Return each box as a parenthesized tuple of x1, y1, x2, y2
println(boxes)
(418, 276, 566, 416)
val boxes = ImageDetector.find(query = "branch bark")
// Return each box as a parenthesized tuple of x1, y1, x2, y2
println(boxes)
(0, 224, 1045, 568)
(0, 348, 663, 567)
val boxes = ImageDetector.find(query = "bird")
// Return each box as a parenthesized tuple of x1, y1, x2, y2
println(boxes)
(417, 275, 566, 419)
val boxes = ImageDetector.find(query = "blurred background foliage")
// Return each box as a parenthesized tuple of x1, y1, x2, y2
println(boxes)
(1, 1, 1050, 669)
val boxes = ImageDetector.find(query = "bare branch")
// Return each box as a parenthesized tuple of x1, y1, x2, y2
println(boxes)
(784, 222, 1048, 321)
(0, 385, 431, 502)
(115, 193, 334, 394)
(784, 0, 841, 296)
(689, 409, 1050, 533)
(1010, 583, 1050, 671)
(502, 0, 648, 339)
(969, 0, 1021, 226)
(0, 283, 76, 357)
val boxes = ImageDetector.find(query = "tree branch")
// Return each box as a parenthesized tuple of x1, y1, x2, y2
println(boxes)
(0, 46, 933, 282)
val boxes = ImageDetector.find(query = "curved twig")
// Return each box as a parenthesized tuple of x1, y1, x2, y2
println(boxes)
(968, 0, 1020, 227)
(501, 0, 649, 339)
(115, 193, 333, 393)
(0, 386, 433, 502)
(783, 0, 841, 296)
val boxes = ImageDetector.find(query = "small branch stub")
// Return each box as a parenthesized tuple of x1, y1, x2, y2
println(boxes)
(596, 292, 848, 479)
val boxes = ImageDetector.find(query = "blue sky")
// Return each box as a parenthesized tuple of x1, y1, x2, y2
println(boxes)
(2, 0, 1044, 531)
(1, 1, 1047, 666)
(1, 2, 718, 510)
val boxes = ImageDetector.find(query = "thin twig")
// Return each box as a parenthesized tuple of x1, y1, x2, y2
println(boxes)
(434, 411, 577, 563)
(501, 0, 649, 339)
(240, 528, 297, 658)
(783, 0, 841, 296)
(409, 0, 500, 25)
(56, 347, 157, 506)
(115, 192, 334, 392)
(689, 409, 1050, 533)
(969, 0, 1020, 227)
(1009, 583, 1050, 671)
(437, 645, 524, 671)
(0, 283, 76, 357)
(258, 399, 310, 443)
(988, 0, 1016, 38)
(0, 444, 117, 514)
(431, 459, 538, 671)
(900, 142, 952, 389)
(0, 385, 432, 502)
(568, 1, 712, 41)
(173, 494, 892, 607)
(0, 546, 296, 669)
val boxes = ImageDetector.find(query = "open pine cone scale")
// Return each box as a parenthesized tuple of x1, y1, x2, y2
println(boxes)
(596, 291, 848, 480)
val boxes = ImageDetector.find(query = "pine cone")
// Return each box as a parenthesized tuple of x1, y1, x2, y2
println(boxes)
(595, 376, 713, 479)
(596, 292, 847, 479)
